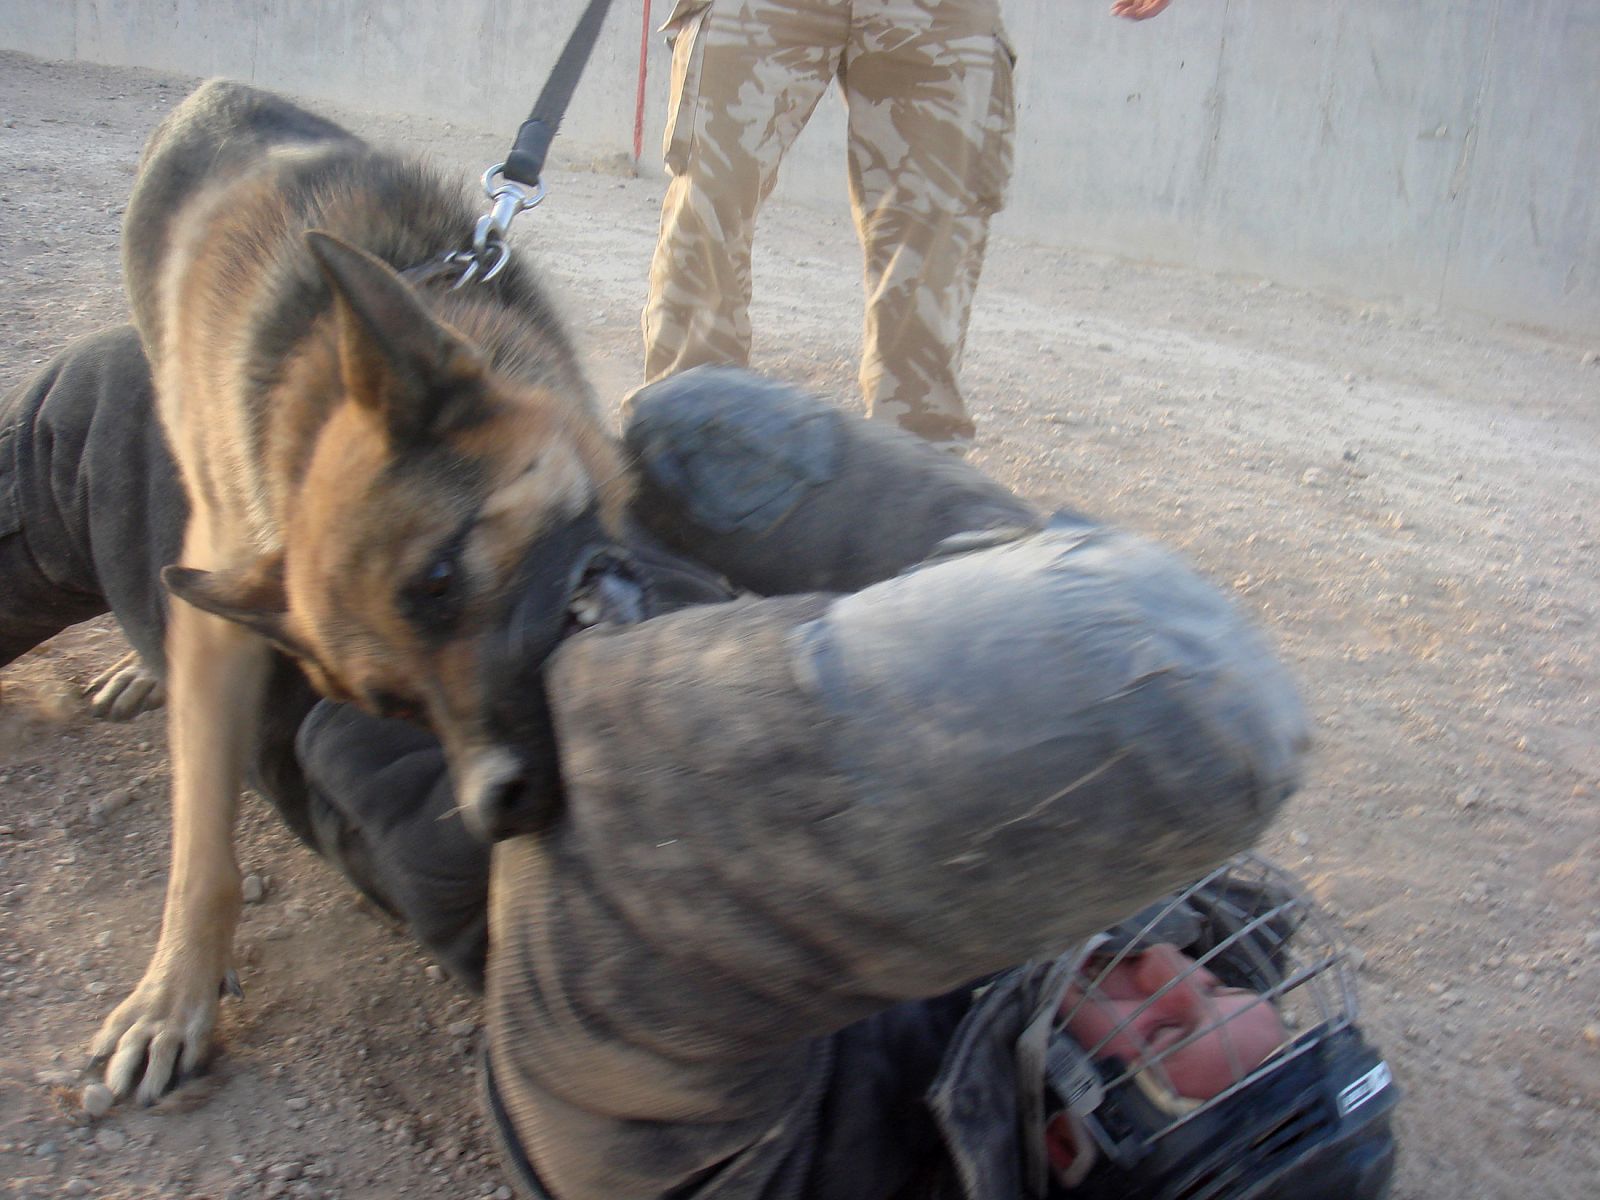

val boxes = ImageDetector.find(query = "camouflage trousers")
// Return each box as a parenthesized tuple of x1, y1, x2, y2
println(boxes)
(641, 0, 1016, 445)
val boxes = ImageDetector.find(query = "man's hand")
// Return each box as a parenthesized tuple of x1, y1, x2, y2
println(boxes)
(1112, 0, 1174, 19)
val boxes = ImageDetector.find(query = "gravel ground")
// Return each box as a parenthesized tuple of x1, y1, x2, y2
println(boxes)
(2, 49, 1597, 1200)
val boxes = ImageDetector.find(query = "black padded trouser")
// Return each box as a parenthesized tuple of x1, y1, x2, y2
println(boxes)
(0, 327, 402, 942)
(0, 327, 180, 670)
(0, 329, 482, 973)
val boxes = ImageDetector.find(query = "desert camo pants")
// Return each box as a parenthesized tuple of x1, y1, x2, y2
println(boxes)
(641, 0, 1016, 444)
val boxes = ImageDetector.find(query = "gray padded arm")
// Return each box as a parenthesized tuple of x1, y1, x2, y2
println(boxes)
(486, 518, 1308, 1200)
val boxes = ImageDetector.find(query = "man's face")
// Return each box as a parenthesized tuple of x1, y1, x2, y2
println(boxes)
(1061, 942, 1288, 1100)
(1045, 943, 1291, 1185)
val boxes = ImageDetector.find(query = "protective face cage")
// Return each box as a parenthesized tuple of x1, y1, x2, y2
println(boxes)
(1043, 852, 1399, 1200)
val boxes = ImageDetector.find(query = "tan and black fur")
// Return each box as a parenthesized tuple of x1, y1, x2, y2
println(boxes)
(93, 80, 628, 1104)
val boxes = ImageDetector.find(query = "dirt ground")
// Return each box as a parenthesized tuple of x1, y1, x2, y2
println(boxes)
(1, 49, 1596, 1200)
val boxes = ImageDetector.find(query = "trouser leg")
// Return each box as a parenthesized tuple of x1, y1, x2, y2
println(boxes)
(0, 507, 103, 667)
(1, 350, 108, 666)
(641, 0, 845, 386)
(0, 327, 180, 672)
(843, 0, 1015, 443)
(0, 329, 478, 981)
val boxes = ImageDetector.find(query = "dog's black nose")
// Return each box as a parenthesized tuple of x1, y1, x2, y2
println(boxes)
(459, 745, 564, 842)
(480, 774, 548, 840)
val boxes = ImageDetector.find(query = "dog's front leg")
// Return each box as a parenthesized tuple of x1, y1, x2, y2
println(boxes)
(90, 595, 266, 1104)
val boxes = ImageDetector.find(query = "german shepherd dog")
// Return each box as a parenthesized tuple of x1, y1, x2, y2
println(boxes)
(92, 80, 631, 1103)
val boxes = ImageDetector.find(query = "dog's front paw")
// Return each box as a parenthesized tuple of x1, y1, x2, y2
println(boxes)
(89, 961, 230, 1105)
(85, 652, 166, 721)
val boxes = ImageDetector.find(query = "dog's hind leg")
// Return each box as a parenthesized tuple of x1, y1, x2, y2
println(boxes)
(90, 578, 267, 1104)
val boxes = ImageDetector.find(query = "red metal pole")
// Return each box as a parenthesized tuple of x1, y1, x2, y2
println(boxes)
(634, 0, 653, 164)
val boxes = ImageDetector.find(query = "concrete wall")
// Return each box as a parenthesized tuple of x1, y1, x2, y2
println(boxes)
(3, 0, 1595, 337)
(0, 0, 654, 172)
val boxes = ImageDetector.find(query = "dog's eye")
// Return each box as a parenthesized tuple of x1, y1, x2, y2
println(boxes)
(419, 556, 456, 598)
(400, 550, 467, 638)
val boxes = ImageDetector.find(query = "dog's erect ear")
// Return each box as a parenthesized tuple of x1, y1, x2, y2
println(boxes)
(161, 557, 311, 661)
(305, 230, 487, 445)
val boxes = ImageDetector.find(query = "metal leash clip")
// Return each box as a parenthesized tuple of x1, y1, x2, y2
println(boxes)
(445, 163, 547, 288)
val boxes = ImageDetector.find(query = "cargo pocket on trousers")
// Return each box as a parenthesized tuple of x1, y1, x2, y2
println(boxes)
(660, 0, 715, 174)
(974, 28, 1018, 215)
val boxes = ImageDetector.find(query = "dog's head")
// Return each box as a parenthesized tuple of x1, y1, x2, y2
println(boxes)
(164, 231, 640, 840)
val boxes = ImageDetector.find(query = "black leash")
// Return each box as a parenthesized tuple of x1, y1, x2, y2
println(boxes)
(441, 0, 617, 287)
(504, 0, 617, 188)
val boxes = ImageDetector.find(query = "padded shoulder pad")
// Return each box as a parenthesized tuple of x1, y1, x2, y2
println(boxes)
(625, 366, 841, 536)
(623, 367, 1040, 595)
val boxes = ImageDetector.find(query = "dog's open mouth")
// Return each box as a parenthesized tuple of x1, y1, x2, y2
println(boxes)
(563, 549, 648, 635)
